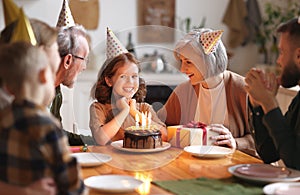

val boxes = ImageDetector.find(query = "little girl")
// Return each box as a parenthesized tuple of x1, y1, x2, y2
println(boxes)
(89, 29, 167, 145)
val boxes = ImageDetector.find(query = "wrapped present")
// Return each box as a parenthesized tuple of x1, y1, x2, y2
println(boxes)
(167, 121, 219, 148)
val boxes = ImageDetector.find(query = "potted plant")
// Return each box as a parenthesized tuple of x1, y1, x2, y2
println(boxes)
(256, 0, 300, 65)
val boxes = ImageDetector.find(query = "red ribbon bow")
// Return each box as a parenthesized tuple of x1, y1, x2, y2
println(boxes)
(178, 121, 208, 145)
(184, 121, 207, 128)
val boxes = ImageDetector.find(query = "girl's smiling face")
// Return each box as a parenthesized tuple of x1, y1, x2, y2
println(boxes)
(106, 62, 139, 99)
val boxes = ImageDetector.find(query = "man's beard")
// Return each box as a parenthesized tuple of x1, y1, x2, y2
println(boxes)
(280, 60, 300, 88)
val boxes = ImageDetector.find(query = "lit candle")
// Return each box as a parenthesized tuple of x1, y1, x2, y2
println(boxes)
(147, 112, 152, 128)
(141, 112, 146, 128)
(135, 113, 139, 127)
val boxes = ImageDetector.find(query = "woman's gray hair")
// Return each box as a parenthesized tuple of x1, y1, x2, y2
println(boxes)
(57, 25, 88, 57)
(175, 28, 228, 78)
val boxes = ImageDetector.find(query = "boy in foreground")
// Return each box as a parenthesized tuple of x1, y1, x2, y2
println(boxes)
(0, 42, 84, 194)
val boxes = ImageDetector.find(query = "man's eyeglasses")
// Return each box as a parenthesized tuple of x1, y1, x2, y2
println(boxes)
(72, 54, 89, 64)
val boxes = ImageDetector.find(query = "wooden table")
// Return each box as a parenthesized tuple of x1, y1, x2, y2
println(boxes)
(79, 146, 262, 195)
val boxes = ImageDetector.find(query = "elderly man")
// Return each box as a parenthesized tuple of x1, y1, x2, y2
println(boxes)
(50, 25, 95, 146)
(245, 17, 300, 170)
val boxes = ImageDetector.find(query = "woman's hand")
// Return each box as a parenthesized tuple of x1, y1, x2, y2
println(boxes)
(209, 124, 236, 149)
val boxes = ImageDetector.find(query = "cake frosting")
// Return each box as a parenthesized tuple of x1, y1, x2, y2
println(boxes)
(123, 125, 162, 149)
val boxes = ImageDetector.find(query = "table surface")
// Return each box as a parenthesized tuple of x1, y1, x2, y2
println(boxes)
(79, 145, 262, 195)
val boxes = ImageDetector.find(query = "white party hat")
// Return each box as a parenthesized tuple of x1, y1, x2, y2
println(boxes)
(200, 30, 223, 55)
(106, 27, 128, 59)
(2, 0, 20, 26)
(56, 0, 75, 27)
(10, 8, 37, 46)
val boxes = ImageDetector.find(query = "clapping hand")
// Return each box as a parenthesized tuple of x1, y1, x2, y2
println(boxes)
(245, 68, 279, 113)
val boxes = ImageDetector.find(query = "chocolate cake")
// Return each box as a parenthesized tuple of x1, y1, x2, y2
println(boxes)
(123, 127, 162, 149)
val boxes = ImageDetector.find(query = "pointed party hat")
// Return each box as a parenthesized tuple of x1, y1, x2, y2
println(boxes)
(10, 8, 37, 46)
(56, 0, 75, 27)
(200, 30, 224, 55)
(106, 27, 128, 59)
(2, 0, 20, 26)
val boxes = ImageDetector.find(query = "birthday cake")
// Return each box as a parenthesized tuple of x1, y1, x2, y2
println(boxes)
(123, 126, 162, 149)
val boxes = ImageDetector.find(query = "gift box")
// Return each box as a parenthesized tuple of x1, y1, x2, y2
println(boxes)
(167, 122, 218, 148)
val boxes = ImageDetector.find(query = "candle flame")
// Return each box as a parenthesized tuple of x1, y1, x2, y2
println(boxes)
(141, 112, 147, 128)
(135, 113, 140, 122)
(135, 112, 152, 129)
(147, 112, 152, 126)
(135, 113, 140, 127)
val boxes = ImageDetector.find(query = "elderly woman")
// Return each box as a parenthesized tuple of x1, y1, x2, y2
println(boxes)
(157, 28, 256, 156)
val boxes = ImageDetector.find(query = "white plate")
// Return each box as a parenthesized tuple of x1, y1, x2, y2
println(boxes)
(111, 140, 171, 153)
(71, 152, 112, 167)
(84, 175, 143, 193)
(183, 145, 233, 158)
(228, 164, 300, 184)
(264, 182, 300, 195)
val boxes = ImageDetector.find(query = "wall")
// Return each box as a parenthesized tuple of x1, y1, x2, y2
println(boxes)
(1, 0, 264, 75)
(1, 0, 296, 131)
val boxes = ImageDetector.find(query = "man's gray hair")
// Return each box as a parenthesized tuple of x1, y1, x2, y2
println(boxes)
(57, 25, 88, 57)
